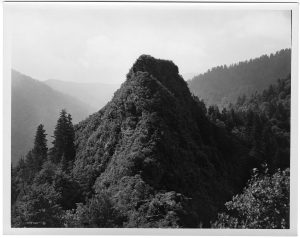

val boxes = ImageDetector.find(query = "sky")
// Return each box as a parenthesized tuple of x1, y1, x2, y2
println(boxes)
(6, 3, 291, 85)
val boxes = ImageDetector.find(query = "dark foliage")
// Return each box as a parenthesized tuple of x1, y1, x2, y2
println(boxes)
(205, 75, 290, 171)
(12, 183, 64, 227)
(26, 124, 48, 177)
(212, 167, 289, 229)
(12, 112, 83, 227)
(49, 110, 76, 171)
(64, 190, 125, 227)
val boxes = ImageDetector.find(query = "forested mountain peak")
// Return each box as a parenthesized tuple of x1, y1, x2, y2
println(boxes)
(72, 55, 252, 227)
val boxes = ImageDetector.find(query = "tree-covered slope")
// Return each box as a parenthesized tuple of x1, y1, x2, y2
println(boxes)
(205, 73, 290, 171)
(11, 70, 92, 165)
(188, 49, 291, 108)
(72, 55, 253, 227)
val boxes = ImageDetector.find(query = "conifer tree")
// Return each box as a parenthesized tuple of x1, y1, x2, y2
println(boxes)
(65, 113, 76, 162)
(25, 124, 48, 179)
(33, 124, 48, 168)
(50, 109, 76, 171)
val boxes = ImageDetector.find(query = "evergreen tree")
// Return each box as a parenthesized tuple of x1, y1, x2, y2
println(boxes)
(65, 113, 76, 168)
(50, 109, 76, 171)
(33, 125, 47, 157)
(25, 124, 48, 180)
(32, 124, 48, 169)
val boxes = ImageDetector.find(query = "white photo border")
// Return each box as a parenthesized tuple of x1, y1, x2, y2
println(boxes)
(2, 1, 299, 236)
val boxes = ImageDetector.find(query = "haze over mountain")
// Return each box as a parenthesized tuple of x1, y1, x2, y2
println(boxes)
(188, 49, 291, 108)
(45, 79, 119, 111)
(11, 70, 92, 165)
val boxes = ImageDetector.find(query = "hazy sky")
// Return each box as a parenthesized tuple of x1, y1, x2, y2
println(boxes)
(6, 3, 291, 84)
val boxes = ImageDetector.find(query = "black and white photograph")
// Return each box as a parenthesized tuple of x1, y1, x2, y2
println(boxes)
(2, 1, 299, 235)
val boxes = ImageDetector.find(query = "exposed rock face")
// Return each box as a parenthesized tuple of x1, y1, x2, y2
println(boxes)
(73, 55, 251, 227)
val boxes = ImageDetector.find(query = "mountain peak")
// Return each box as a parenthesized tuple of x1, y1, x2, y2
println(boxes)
(73, 56, 252, 227)
(127, 55, 189, 101)
(129, 54, 179, 78)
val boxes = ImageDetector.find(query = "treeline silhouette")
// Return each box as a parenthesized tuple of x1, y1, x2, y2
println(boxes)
(188, 49, 291, 108)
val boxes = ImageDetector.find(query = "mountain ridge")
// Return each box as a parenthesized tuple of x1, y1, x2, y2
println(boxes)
(11, 70, 92, 165)
(45, 78, 119, 111)
(188, 49, 291, 108)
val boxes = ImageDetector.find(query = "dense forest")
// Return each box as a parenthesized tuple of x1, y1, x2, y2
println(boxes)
(188, 49, 291, 108)
(204, 74, 290, 171)
(11, 54, 290, 228)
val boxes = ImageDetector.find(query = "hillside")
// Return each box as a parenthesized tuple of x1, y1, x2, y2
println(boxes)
(202, 74, 291, 228)
(71, 55, 253, 227)
(45, 79, 119, 111)
(11, 55, 290, 228)
(188, 49, 291, 108)
(204, 73, 291, 170)
(11, 70, 92, 165)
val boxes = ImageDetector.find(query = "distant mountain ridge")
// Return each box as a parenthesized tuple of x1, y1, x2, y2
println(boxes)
(45, 79, 119, 111)
(11, 70, 92, 165)
(188, 49, 291, 108)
